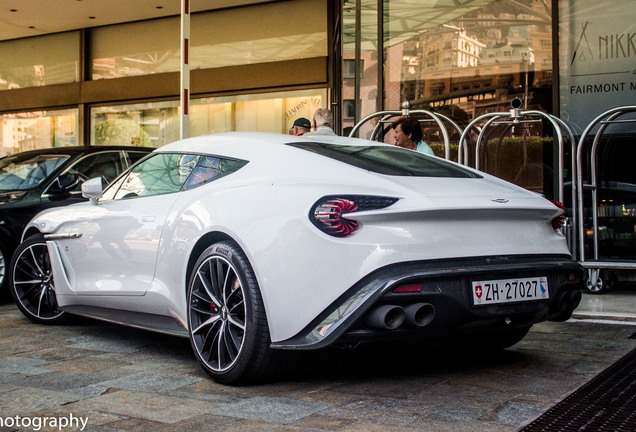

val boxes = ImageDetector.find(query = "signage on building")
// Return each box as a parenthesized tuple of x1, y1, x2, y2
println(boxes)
(559, 0, 636, 127)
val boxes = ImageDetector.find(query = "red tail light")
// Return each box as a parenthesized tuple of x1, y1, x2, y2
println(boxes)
(310, 195, 398, 237)
(393, 282, 423, 293)
(313, 198, 359, 236)
(550, 200, 566, 230)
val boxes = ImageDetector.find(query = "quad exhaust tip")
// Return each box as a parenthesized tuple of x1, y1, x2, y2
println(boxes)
(364, 303, 436, 330)
(364, 305, 405, 330)
(405, 302, 436, 327)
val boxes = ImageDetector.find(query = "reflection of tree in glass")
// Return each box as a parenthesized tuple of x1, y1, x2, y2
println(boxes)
(94, 119, 152, 147)
(113, 153, 248, 199)
(114, 153, 198, 199)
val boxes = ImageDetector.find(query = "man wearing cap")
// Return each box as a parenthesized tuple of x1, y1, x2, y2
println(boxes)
(292, 117, 311, 136)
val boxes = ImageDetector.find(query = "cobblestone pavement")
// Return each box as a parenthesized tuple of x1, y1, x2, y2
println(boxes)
(0, 299, 634, 432)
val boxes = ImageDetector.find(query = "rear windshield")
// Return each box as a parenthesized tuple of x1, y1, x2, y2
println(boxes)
(287, 142, 481, 178)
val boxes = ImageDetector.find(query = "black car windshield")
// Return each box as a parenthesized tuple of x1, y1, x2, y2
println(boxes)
(0, 153, 70, 190)
(287, 142, 481, 178)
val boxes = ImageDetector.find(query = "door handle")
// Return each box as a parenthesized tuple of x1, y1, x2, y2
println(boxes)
(44, 233, 83, 239)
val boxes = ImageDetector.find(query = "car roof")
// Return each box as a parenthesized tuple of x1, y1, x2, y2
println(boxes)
(1, 146, 153, 160)
(155, 132, 389, 161)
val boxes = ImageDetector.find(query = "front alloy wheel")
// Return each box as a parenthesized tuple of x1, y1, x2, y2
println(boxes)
(188, 241, 284, 384)
(10, 235, 66, 324)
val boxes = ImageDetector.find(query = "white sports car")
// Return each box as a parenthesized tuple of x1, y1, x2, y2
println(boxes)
(9, 132, 583, 384)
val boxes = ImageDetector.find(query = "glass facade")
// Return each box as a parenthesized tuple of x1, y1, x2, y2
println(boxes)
(342, 0, 555, 196)
(91, 101, 179, 148)
(0, 109, 78, 157)
(90, 89, 326, 147)
(0, 32, 80, 90)
(90, 0, 327, 80)
(343, 0, 553, 130)
(558, 0, 636, 261)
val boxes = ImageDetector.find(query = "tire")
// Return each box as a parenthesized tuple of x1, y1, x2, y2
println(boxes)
(9, 235, 68, 324)
(187, 240, 285, 385)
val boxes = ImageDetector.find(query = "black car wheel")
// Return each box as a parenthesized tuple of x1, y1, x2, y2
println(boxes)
(10, 235, 67, 324)
(187, 240, 285, 385)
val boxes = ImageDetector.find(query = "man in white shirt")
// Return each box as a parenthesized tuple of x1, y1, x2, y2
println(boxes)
(304, 108, 337, 136)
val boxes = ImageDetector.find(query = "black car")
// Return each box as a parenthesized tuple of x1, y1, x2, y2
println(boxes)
(0, 146, 153, 295)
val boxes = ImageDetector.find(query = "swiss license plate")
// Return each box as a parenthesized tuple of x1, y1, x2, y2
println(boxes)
(472, 277, 549, 305)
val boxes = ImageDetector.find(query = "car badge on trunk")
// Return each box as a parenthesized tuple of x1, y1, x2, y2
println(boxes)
(491, 199, 509, 203)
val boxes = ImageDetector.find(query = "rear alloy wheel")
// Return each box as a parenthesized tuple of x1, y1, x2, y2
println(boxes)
(10, 235, 67, 324)
(187, 241, 284, 385)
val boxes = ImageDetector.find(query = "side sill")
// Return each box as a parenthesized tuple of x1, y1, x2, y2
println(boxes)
(61, 305, 189, 338)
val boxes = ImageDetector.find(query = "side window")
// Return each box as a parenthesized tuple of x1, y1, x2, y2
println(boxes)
(126, 150, 151, 166)
(113, 153, 199, 200)
(101, 173, 127, 201)
(67, 152, 124, 190)
(184, 156, 246, 189)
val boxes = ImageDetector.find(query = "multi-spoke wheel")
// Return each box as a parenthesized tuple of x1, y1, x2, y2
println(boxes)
(9, 235, 67, 324)
(188, 240, 283, 384)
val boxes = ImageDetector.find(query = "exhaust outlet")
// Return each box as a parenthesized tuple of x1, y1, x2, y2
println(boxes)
(550, 290, 582, 322)
(569, 290, 582, 311)
(405, 302, 436, 327)
(364, 305, 405, 330)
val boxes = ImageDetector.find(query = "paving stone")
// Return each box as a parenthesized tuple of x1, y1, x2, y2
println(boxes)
(0, 387, 86, 417)
(20, 371, 120, 392)
(64, 335, 151, 354)
(483, 400, 548, 425)
(207, 396, 331, 424)
(93, 371, 203, 393)
(70, 390, 214, 423)
(145, 413, 241, 432)
(167, 385, 247, 404)
(1, 301, 635, 432)
(94, 416, 167, 431)
(412, 414, 513, 432)
(0, 358, 54, 375)
(323, 396, 435, 424)
(292, 413, 356, 430)
(29, 406, 124, 431)
(37, 352, 130, 373)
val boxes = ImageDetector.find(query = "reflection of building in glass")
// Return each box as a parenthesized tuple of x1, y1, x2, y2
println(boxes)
(398, 0, 552, 121)
(1, 112, 77, 155)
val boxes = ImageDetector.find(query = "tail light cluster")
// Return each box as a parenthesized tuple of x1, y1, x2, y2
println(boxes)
(550, 200, 566, 230)
(310, 195, 399, 237)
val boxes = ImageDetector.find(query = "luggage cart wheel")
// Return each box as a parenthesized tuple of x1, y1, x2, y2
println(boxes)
(585, 268, 616, 294)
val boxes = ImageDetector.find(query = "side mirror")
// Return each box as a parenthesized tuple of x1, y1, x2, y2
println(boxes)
(81, 177, 103, 205)
(49, 173, 79, 195)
